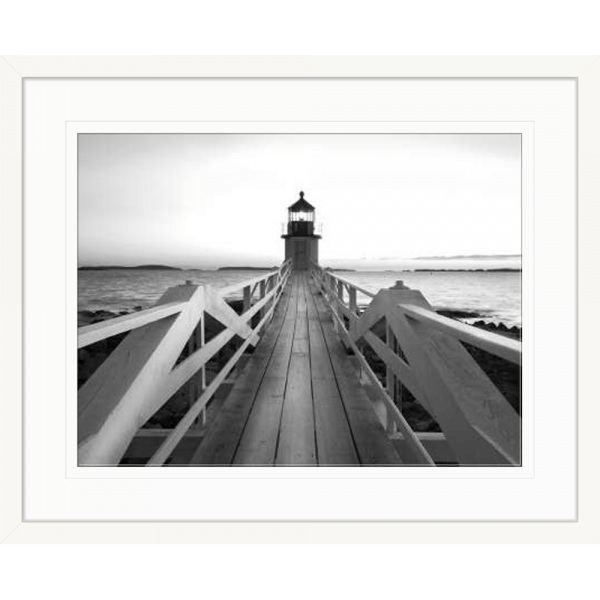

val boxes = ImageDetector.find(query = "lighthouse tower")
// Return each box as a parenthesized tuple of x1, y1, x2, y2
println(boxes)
(281, 191, 321, 270)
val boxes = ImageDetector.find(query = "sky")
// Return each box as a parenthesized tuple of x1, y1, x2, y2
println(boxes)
(78, 133, 521, 270)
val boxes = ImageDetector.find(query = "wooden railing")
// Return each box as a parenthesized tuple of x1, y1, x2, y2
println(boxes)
(78, 260, 293, 466)
(311, 265, 522, 466)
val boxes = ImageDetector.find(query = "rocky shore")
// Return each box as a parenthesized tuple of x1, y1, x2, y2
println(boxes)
(78, 304, 520, 434)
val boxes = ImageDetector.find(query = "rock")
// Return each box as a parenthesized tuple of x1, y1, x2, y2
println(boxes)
(436, 308, 482, 320)
(78, 309, 118, 326)
(94, 310, 116, 319)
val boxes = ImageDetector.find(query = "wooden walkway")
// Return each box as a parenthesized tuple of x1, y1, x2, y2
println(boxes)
(189, 272, 402, 466)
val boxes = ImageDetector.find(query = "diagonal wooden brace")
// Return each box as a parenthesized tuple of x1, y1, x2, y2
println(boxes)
(204, 286, 260, 346)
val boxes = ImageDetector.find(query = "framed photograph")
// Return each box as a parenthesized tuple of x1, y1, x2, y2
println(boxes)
(71, 121, 528, 476)
(0, 56, 594, 543)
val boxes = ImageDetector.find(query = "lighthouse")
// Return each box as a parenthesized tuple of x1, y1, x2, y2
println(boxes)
(281, 191, 321, 270)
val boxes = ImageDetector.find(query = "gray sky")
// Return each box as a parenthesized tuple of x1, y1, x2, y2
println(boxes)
(78, 133, 521, 269)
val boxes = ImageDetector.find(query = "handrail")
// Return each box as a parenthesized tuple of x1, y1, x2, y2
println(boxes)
(320, 270, 376, 300)
(401, 304, 521, 365)
(311, 262, 522, 466)
(78, 301, 188, 349)
(218, 269, 279, 297)
(78, 265, 289, 349)
(146, 282, 287, 466)
(78, 259, 293, 466)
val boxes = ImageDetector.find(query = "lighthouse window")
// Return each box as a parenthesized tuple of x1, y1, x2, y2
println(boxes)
(290, 211, 314, 222)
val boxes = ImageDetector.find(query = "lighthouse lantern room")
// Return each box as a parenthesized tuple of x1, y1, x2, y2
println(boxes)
(281, 191, 321, 270)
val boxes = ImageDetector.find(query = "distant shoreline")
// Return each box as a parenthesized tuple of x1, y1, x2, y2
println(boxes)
(78, 264, 181, 271)
(409, 268, 521, 273)
(79, 265, 280, 272)
(217, 266, 278, 271)
(78, 265, 520, 273)
(329, 268, 521, 273)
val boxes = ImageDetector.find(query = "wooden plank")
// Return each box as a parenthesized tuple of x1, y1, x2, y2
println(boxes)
(183, 370, 265, 465)
(307, 323, 332, 381)
(232, 279, 299, 466)
(312, 377, 359, 465)
(275, 352, 316, 465)
(312, 285, 402, 466)
(188, 279, 293, 465)
(306, 285, 359, 466)
(232, 376, 287, 465)
(275, 276, 317, 466)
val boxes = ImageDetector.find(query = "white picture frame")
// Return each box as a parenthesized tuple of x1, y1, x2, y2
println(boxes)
(0, 56, 595, 543)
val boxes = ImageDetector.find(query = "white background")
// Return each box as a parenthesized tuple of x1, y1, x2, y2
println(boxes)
(24, 79, 574, 522)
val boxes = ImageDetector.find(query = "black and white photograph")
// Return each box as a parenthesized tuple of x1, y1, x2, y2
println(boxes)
(77, 132, 522, 467)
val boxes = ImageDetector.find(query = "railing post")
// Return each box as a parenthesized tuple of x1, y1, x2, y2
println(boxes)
(333, 279, 344, 336)
(186, 312, 207, 431)
(349, 287, 357, 316)
(243, 285, 251, 313)
(199, 313, 207, 426)
(187, 321, 197, 409)
(259, 279, 267, 322)
(269, 273, 278, 322)
(385, 322, 397, 434)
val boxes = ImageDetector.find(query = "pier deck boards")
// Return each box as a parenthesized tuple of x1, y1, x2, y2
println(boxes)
(189, 272, 402, 466)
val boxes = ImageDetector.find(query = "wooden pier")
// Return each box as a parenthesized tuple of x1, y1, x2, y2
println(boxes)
(78, 261, 521, 468)
(190, 273, 401, 466)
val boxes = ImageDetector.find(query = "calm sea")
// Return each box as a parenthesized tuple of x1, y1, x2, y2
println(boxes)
(78, 269, 521, 327)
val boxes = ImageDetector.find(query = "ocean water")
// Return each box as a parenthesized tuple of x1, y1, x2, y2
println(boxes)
(78, 268, 521, 327)
(336, 271, 521, 327)
(77, 269, 274, 311)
